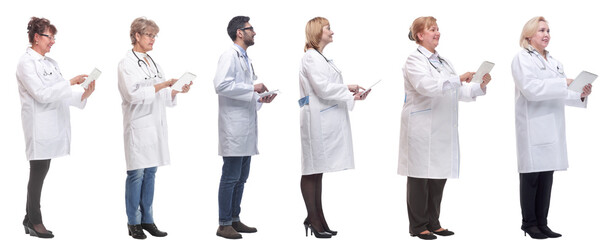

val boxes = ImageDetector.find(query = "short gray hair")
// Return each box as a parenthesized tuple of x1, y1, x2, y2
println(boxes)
(130, 17, 159, 45)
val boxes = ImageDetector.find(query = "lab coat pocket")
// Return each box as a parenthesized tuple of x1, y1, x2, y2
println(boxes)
(410, 108, 432, 115)
(408, 110, 431, 142)
(319, 107, 344, 152)
(35, 110, 60, 140)
(228, 110, 249, 137)
(130, 115, 157, 147)
(529, 114, 557, 146)
(320, 104, 338, 113)
(131, 126, 157, 147)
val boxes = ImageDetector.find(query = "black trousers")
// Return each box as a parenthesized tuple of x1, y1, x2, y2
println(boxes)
(406, 177, 447, 235)
(519, 171, 553, 230)
(24, 159, 51, 225)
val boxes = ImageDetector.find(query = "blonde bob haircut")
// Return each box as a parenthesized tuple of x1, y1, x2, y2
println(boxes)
(408, 16, 437, 44)
(519, 16, 548, 49)
(304, 17, 329, 52)
(130, 17, 159, 45)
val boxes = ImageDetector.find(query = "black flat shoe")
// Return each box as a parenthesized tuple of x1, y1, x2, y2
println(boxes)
(142, 223, 168, 237)
(538, 226, 562, 238)
(411, 232, 437, 239)
(432, 229, 454, 236)
(128, 224, 147, 239)
(522, 226, 547, 239)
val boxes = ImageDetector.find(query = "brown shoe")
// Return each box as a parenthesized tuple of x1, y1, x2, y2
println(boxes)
(232, 221, 257, 233)
(216, 225, 242, 239)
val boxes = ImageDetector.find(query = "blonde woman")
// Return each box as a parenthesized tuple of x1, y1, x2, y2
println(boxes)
(299, 16, 369, 238)
(398, 16, 490, 240)
(511, 16, 591, 239)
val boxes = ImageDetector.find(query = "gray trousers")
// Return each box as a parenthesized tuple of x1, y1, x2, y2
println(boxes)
(406, 177, 447, 235)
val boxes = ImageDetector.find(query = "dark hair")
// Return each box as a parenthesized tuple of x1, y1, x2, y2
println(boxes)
(27, 17, 57, 44)
(227, 16, 250, 41)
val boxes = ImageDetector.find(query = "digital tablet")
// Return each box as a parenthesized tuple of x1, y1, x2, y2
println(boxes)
(471, 61, 495, 83)
(171, 72, 196, 91)
(568, 71, 597, 93)
(82, 68, 101, 89)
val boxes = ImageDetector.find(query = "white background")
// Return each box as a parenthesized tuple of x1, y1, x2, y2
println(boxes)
(1, 0, 612, 240)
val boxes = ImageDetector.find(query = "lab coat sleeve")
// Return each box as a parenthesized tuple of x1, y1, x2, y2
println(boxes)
(511, 53, 568, 101)
(457, 82, 485, 102)
(69, 89, 86, 109)
(16, 58, 72, 104)
(156, 67, 177, 108)
(404, 54, 460, 97)
(163, 88, 177, 107)
(565, 90, 587, 108)
(213, 51, 257, 102)
(118, 60, 156, 105)
(254, 93, 263, 111)
(303, 53, 355, 110)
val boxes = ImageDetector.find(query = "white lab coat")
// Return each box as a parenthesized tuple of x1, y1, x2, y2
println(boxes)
(511, 46, 586, 173)
(299, 49, 355, 175)
(118, 50, 176, 171)
(398, 46, 485, 179)
(16, 47, 86, 161)
(213, 44, 262, 157)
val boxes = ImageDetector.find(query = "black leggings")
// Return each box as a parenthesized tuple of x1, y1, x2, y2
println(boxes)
(24, 159, 51, 225)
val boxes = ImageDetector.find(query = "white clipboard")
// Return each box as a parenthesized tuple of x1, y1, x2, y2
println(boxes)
(568, 71, 597, 92)
(82, 68, 101, 89)
(471, 61, 495, 83)
(171, 72, 196, 91)
(361, 79, 381, 96)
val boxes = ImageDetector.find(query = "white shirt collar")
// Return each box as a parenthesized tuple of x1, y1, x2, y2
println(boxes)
(27, 47, 45, 60)
(417, 45, 440, 59)
(527, 45, 550, 57)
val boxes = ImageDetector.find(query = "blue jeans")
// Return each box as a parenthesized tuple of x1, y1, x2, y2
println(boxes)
(218, 156, 251, 226)
(125, 167, 157, 225)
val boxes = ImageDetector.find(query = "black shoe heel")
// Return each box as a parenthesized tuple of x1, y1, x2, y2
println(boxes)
(523, 226, 548, 239)
(306, 224, 332, 238)
(24, 226, 29, 234)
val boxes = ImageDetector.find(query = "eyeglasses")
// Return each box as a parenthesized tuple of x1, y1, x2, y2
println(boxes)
(141, 33, 158, 39)
(39, 33, 55, 41)
(240, 26, 254, 31)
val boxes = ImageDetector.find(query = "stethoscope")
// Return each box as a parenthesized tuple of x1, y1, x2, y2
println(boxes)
(525, 48, 564, 74)
(132, 49, 159, 79)
(41, 64, 54, 76)
(417, 48, 454, 74)
(314, 49, 342, 75)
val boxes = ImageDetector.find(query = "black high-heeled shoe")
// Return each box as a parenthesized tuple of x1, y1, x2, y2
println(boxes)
(23, 221, 52, 235)
(303, 221, 332, 238)
(538, 226, 562, 238)
(522, 226, 547, 239)
(26, 226, 54, 238)
(322, 224, 337, 236)
(304, 218, 337, 236)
